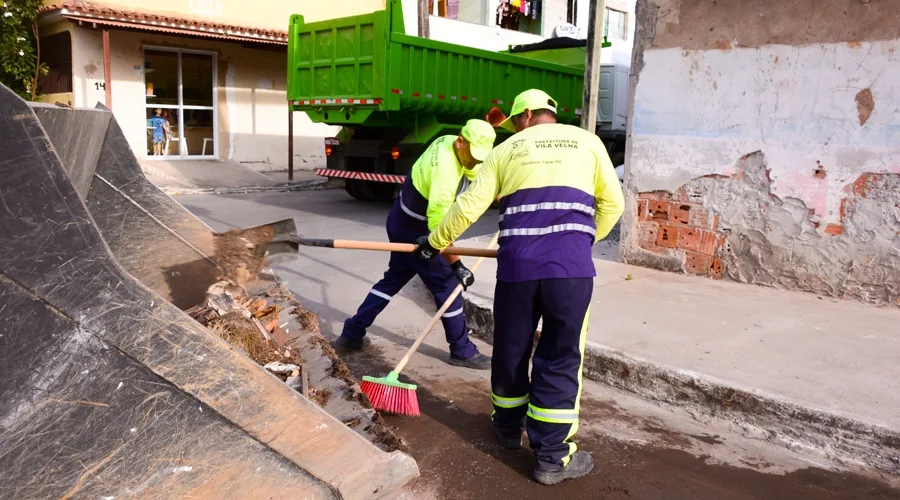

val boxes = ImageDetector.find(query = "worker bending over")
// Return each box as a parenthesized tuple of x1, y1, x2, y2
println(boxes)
(412, 90, 625, 484)
(336, 119, 497, 370)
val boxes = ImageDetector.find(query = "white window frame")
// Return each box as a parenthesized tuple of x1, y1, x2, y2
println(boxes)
(142, 45, 218, 160)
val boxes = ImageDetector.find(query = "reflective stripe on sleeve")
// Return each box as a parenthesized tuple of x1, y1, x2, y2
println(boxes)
(400, 199, 427, 221)
(369, 289, 393, 301)
(499, 202, 595, 221)
(492, 392, 529, 409)
(527, 404, 579, 424)
(499, 224, 597, 238)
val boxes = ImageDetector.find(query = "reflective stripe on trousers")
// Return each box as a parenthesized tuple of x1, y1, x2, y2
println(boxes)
(492, 391, 529, 409)
(490, 278, 592, 470)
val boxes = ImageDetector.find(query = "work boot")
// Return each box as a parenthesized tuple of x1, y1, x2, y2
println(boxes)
(448, 352, 491, 370)
(492, 425, 523, 450)
(533, 451, 595, 485)
(333, 335, 371, 350)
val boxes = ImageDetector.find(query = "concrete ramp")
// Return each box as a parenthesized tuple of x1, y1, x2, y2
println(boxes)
(0, 84, 418, 499)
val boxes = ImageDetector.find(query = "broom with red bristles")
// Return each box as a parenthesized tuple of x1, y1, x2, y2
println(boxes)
(360, 233, 500, 416)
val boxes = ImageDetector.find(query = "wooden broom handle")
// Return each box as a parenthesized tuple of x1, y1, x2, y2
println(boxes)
(297, 238, 498, 258)
(393, 232, 500, 374)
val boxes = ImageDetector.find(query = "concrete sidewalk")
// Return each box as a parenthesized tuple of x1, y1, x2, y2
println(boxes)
(458, 235, 900, 473)
(140, 159, 328, 195)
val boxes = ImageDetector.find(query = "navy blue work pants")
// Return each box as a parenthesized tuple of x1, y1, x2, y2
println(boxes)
(341, 206, 478, 359)
(490, 278, 592, 471)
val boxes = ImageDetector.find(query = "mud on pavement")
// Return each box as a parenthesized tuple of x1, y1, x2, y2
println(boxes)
(339, 351, 899, 500)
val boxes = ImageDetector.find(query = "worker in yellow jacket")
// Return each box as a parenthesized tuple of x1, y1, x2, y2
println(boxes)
(336, 119, 497, 370)
(412, 89, 625, 484)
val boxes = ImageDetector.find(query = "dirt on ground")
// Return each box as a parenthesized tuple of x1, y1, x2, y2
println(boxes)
(339, 352, 899, 500)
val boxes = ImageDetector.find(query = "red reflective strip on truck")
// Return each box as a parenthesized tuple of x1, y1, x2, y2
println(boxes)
(314, 169, 405, 184)
(391, 88, 402, 94)
(294, 98, 382, 106)
(438, 95, 445, 100)
(491, 99, 504, 104)
(413, 92, 420, 97)
(461, 96, 467, 100)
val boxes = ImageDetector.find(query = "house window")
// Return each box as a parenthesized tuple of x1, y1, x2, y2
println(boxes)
(496, 0, 542, 35)
(566, 0, 577, 25)
(39, 32, 72, 94)
(604, 8, 627, 41)
(144, 47, 217, 159)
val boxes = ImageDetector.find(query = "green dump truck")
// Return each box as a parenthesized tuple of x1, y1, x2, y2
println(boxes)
(287, 0, 625, 201)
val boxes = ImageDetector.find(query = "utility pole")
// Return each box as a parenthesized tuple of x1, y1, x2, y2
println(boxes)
(580, 0, 606, 131)
(418, 0, 430, 38)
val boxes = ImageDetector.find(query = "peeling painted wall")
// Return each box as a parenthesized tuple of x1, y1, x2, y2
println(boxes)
(622, 0, 900, 306)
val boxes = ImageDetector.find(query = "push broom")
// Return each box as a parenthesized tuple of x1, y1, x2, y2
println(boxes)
(360, 232, 500, 417)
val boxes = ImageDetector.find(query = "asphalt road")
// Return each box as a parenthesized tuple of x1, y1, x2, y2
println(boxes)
(177, 188, 898, 500)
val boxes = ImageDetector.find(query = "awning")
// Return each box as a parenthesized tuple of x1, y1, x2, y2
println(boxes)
(40, 1, 287, 45)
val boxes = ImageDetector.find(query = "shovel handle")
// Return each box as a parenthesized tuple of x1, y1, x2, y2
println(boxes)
(393, 232, 500, 375)
(297, 238, 498, 258)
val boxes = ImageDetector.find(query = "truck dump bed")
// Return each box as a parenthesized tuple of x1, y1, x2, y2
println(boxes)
(0, 83, 417, 500)
(287, 0, 584, 128)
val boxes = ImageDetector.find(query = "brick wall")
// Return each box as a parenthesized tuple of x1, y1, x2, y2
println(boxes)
(636, 189, 724, 278)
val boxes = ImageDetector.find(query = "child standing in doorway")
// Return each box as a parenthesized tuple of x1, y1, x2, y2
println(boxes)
(149, 108, 168, 155)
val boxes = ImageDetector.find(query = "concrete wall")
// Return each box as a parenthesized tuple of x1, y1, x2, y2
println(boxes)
(68, 26, 335, 170)
(622, 0, 900, 307)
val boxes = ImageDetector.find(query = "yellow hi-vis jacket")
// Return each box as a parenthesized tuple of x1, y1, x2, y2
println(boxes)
(406, 135, 479, 231)
(427, 123, 625, 282)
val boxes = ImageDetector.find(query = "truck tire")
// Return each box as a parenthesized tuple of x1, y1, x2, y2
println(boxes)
(612, 152, 625, 168)
(344, 179, 367, 200)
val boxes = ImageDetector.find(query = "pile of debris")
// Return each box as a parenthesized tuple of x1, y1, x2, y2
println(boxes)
(186, 280, 323, 404)
(185, 275, 410, 453)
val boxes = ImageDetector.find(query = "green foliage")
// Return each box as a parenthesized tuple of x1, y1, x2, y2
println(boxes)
(0, 0, 48, 100)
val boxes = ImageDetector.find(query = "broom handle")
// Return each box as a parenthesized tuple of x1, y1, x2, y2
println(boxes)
(393, 232, 500, 375)
(296, 237, 498, 258)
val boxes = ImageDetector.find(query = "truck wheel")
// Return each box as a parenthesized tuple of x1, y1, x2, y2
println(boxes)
(369, 181, 397, 203)
(344, 179, 367, 200)
(612, 152, 625, 168)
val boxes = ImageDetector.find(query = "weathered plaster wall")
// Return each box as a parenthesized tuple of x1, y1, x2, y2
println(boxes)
(622, 0, 900, 306)
(69, 26, 335, 169)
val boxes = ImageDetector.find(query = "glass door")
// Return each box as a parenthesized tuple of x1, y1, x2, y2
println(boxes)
(144, 47, 216, 159)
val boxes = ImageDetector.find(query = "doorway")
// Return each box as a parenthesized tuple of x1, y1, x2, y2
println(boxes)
(144, 47, 217, 159)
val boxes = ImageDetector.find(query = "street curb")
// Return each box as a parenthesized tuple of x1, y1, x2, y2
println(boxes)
(158, 179, 331, 196)
(462, 295, 900, 474)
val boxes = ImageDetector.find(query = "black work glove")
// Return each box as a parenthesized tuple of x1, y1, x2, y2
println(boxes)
(412, 235, 440, 260)
(451, 260, 475, 290)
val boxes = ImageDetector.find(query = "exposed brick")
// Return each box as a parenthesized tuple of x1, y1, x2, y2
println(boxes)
(648, 200, 670, 222)
(670, 204, 692, 225)
(639, 190, 672, 200)
(689, 208, 712, 229)
(677, 226, 702, 252)
(710, 257, 724, 278)
(712, 215, 720, 231)
(638, 221, 660, 248)
(637, 200, 649, 220)
(699, 230, 717, 255)
(673, 187, 690, 203)
(685, 252, 711, 275)
(657, 225, 678, 248)
(824, 223, 844, 236)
